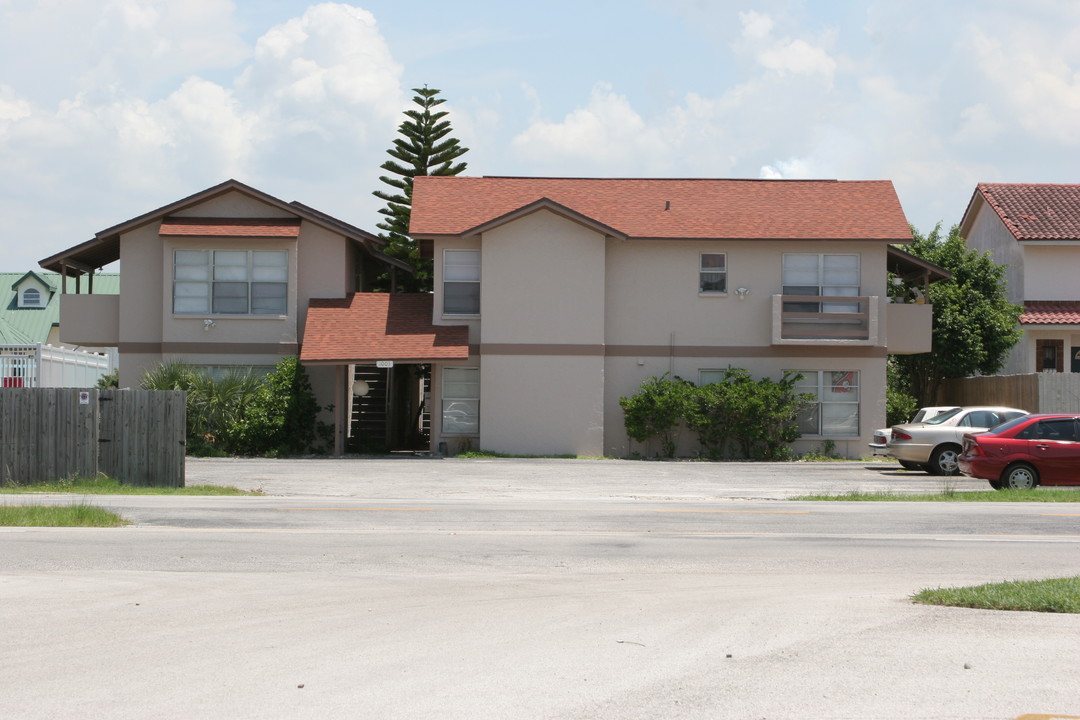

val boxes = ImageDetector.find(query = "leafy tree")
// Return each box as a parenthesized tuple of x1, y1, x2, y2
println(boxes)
(891, 224, 1023, 406)
(373, 86, 469, 292)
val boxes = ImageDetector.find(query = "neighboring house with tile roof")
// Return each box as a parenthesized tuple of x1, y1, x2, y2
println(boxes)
(38, 179, 430, 453)
(408, 176, 942, 459)
(959, 183, 1080, 374)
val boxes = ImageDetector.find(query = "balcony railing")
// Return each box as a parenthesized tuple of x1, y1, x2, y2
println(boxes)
(772, 294, 878, 344)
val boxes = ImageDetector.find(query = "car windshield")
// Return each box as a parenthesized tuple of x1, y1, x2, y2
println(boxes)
(924, 407, 964, 425)
(984, 415, 1033, 435)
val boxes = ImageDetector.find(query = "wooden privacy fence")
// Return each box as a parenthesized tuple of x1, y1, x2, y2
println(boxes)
(0, 388, 186, 487)
(937, 373, 1080, 414)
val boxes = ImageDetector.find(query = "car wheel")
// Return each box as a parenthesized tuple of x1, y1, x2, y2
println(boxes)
(928, 444, 961, 476)
(1001, 463, 1038, 490)
(897, 460, 923, 471)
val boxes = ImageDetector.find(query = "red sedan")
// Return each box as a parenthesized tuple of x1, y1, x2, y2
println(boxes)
(958, 413, 1080, 489)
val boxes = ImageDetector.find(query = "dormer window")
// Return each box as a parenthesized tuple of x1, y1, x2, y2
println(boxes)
(20, 287, 42, 307)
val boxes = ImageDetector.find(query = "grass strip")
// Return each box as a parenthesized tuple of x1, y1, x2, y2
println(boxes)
(792, 488, 1080, 502)
(912, 577, 1080, 613)
(0, 504, 128, 527)
(0, 474, 256, 496)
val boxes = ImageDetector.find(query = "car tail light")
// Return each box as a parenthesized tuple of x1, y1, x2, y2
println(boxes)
(891, 430, 912, 441)
(964, 439, 983, 456)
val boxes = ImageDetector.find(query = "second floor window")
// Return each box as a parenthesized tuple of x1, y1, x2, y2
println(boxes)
(699, 253, 727, 293)
(782, 253, 860, 313)
(174, 250, 288, 315)
(444, 249, 480, 315)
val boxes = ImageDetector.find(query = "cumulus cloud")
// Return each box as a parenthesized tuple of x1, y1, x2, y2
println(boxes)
(965, 26, 1080, 146)
(0, 2, 407, 269)
(738, 10, 837, 81)
(0, 85, 31, 122)
(511, 83, 670, 173)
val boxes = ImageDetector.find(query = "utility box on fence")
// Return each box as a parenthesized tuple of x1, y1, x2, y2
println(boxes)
(0, 388, 186, 487)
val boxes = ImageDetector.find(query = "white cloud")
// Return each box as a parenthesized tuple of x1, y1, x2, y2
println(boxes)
(965, 26, 1080, 146)
(511, 83, 670, 173)
(0, 85, 31, 121)
(0, 2, 408, 271)
(738, 10, 837, 81)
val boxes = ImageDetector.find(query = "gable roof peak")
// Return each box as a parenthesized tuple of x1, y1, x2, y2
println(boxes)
(972, 183, 1080, 241)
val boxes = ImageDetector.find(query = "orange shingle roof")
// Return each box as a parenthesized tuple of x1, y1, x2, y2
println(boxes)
(975, 184, 1080, 241)
(300, 293, 469, 363)
(159, 217, 301, 238)
(409, 176, 912, 241)
(1021, 301, 1080, 325)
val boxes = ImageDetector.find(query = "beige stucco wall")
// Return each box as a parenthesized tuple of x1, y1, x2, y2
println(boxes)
(481, 354, 605, 456)
(481, 210, 607, 345)
(885, 302, 932, 354)
(59, 294, 120, 346)
(1021, 245, 1079, 301)
(604, 239, 889, 348)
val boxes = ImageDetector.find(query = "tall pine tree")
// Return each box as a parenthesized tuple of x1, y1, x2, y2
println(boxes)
(374, 86, 468, 291)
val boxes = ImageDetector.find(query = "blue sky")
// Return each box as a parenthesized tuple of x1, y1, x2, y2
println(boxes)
(2, 0, 1079, 271)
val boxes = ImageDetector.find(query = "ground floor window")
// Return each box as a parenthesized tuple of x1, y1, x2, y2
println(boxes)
(791, 370, 859, 436)
(1036, 338, 1064, 372)
(192, 365, 275, 382)
(442, 367, 479, 434)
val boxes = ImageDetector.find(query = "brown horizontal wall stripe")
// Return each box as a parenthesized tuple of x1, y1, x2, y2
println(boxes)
(480, 343, 605, 356)
(120, 342, 297, 355)
(475, 343, 886, 359)
(607, 345, 887, 359)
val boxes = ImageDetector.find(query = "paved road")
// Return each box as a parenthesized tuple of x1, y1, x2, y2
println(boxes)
(2, 458, 1079, 720)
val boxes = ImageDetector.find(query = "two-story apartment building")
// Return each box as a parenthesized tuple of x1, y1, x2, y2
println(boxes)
(38, 179, 418, 453)
(402, 176, 937, 459)
(960, 183, 1080, 374)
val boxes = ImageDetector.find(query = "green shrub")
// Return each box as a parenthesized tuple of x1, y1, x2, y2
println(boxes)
(141, 357, 332, 457)
(225, 356, 333, 456)
(621, 368, 813, 460)
(618, 373, 694, 457)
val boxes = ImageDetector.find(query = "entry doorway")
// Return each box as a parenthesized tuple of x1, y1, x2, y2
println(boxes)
(347, 363, 430, 453)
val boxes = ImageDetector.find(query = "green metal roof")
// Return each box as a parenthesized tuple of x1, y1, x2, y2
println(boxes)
(0, 271, 119, 345)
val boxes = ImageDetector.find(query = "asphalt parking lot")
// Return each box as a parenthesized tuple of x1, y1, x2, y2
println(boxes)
(185, 455, 992, 498)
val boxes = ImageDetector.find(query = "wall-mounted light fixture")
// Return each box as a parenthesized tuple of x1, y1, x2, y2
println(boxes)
(352, 380, 370, 397)
(735, 287, 750, 300)
(203, 318, 216, 331)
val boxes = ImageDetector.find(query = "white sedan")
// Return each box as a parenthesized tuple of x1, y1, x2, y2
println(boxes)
(868, 406, 957, 466)
(886, 406, 1029, 475)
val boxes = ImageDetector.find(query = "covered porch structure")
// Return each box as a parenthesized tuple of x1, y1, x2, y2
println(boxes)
(300, 293, 470, 455)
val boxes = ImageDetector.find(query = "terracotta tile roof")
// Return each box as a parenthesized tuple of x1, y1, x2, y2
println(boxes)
(410, 176, 912, 241)
(975, 184, 1080, 241)
(159, 217, 302, 238)
(1021, 301, 1080, 325)
(300, 293, 469, 363)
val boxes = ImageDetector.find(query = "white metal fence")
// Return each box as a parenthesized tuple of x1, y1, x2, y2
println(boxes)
(0, 344, 116, 389)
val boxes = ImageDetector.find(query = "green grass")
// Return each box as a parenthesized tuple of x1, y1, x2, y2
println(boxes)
(792, 487, 1080, 502)
(0, 474, 257, 496)
(912, 577, 1080, 613)
(0, 504, 128, 527)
